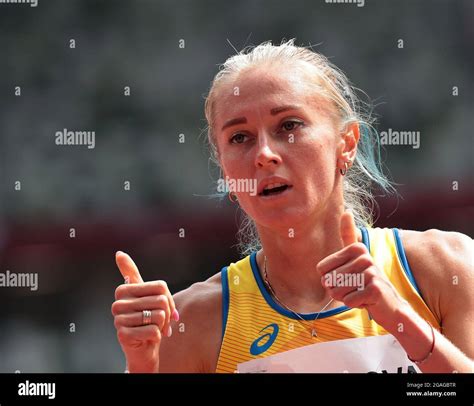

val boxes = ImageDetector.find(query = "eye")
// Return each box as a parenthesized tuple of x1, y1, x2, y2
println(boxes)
(281, 120, 303, 132)
(230, 133, 248, 144)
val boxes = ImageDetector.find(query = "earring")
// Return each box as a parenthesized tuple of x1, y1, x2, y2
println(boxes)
(339, 161, 350, 176)
(228, 192, 238, 203)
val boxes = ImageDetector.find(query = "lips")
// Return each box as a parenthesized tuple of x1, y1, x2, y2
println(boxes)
(261, 183, 289, 196)
(257, 177, 292, 196)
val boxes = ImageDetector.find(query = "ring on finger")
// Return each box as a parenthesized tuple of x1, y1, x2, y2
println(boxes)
(142, 310, 152, 326)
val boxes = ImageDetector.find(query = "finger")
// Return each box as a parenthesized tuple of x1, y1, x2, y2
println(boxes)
(322, 269, 365, 292)
(116, 251, 144, 284)
(316, 242, 368, 276)
(114, 295, 172, 336)
(340, 210, 358, 247)
(341, 288, 373, 309)
(321, 254, 372, 287)
(115, 309, 167, 330)
(326, 284, 360, 302)
(117, 325, 162, 346)
(115, 280, 169, 300)
(165, 290, 178, 323)
(342, 278, 384, 309)
(116, 281, 176, 335)
(112, 295, 171, 316)
(115, 280, 178, 322)
(154, 285, 175, 337)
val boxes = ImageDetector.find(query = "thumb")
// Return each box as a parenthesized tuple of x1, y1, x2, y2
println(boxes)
(340, 210, 358, 247)
(115, 251, 144, 284)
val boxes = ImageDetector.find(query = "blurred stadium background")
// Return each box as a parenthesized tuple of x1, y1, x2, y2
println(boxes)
(0, 0, 472, 372)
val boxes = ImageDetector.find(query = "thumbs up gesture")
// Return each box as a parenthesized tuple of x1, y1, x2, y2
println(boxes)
(111, 251, 179, 372)
(316, 211, 407, 331)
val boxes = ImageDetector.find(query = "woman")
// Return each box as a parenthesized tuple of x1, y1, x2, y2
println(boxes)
(111, 40, 473, 373)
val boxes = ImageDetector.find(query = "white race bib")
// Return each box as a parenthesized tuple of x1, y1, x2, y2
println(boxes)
(237, 334, 420, 373)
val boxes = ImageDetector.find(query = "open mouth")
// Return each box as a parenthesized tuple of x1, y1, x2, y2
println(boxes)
(259, 183, 291, 196)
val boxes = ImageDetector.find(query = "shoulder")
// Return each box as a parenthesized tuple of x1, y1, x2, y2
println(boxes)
(159, 272, 223, 372)
(398, 228, 473, 322)
(174, 272, 222, 314)
(400, 228, 473, 280)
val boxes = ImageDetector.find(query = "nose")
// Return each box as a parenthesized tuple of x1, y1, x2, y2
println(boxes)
(255, 136, 282, 168)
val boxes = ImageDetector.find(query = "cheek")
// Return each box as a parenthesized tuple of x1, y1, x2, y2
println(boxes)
(218, 142, 255, 178)
(292, 139, 337, 191)
(294, 137, 333, 170)
(220, 153, 252, 179)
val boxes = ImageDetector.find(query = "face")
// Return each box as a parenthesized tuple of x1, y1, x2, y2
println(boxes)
(213, 64, 357, 231)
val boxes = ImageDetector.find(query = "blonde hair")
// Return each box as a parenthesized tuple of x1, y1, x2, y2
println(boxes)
(204, 39, 396, 256)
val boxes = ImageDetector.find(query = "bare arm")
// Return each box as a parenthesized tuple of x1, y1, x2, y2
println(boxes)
(318, 217, 473, 373)
(158, 275, 222, 373)
(395, 229, 474, 372)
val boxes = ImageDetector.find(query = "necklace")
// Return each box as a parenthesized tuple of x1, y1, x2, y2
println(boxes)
(263, 255, 334, 338)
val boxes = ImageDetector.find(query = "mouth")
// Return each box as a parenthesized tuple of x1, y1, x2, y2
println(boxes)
(259, 183, 292, 197)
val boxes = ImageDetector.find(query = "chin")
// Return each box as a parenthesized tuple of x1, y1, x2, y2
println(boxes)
(249, 205, 311, 232)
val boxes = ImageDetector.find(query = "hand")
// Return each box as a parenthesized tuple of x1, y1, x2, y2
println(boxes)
(111, 251, 179, 372)
(316, 211, 410, 333)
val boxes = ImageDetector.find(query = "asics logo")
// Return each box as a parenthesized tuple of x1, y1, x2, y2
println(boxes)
(250, 323, 279, 356)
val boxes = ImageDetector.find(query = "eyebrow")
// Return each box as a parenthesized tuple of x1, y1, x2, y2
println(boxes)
(221, 105, 303, 131)
(221, 117, 247, 131)
(270, 105, 302, 115)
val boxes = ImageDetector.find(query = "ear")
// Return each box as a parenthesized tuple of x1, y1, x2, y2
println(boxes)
(338, 122, 360, 164)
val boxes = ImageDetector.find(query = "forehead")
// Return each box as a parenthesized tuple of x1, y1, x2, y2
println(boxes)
(214, 64, 320, 120)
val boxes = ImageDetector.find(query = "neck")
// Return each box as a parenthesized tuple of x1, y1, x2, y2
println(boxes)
(255, 204, 349, 313)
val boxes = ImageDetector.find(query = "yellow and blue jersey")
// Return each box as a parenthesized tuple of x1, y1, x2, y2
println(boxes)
(215, 227, 441, 373)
